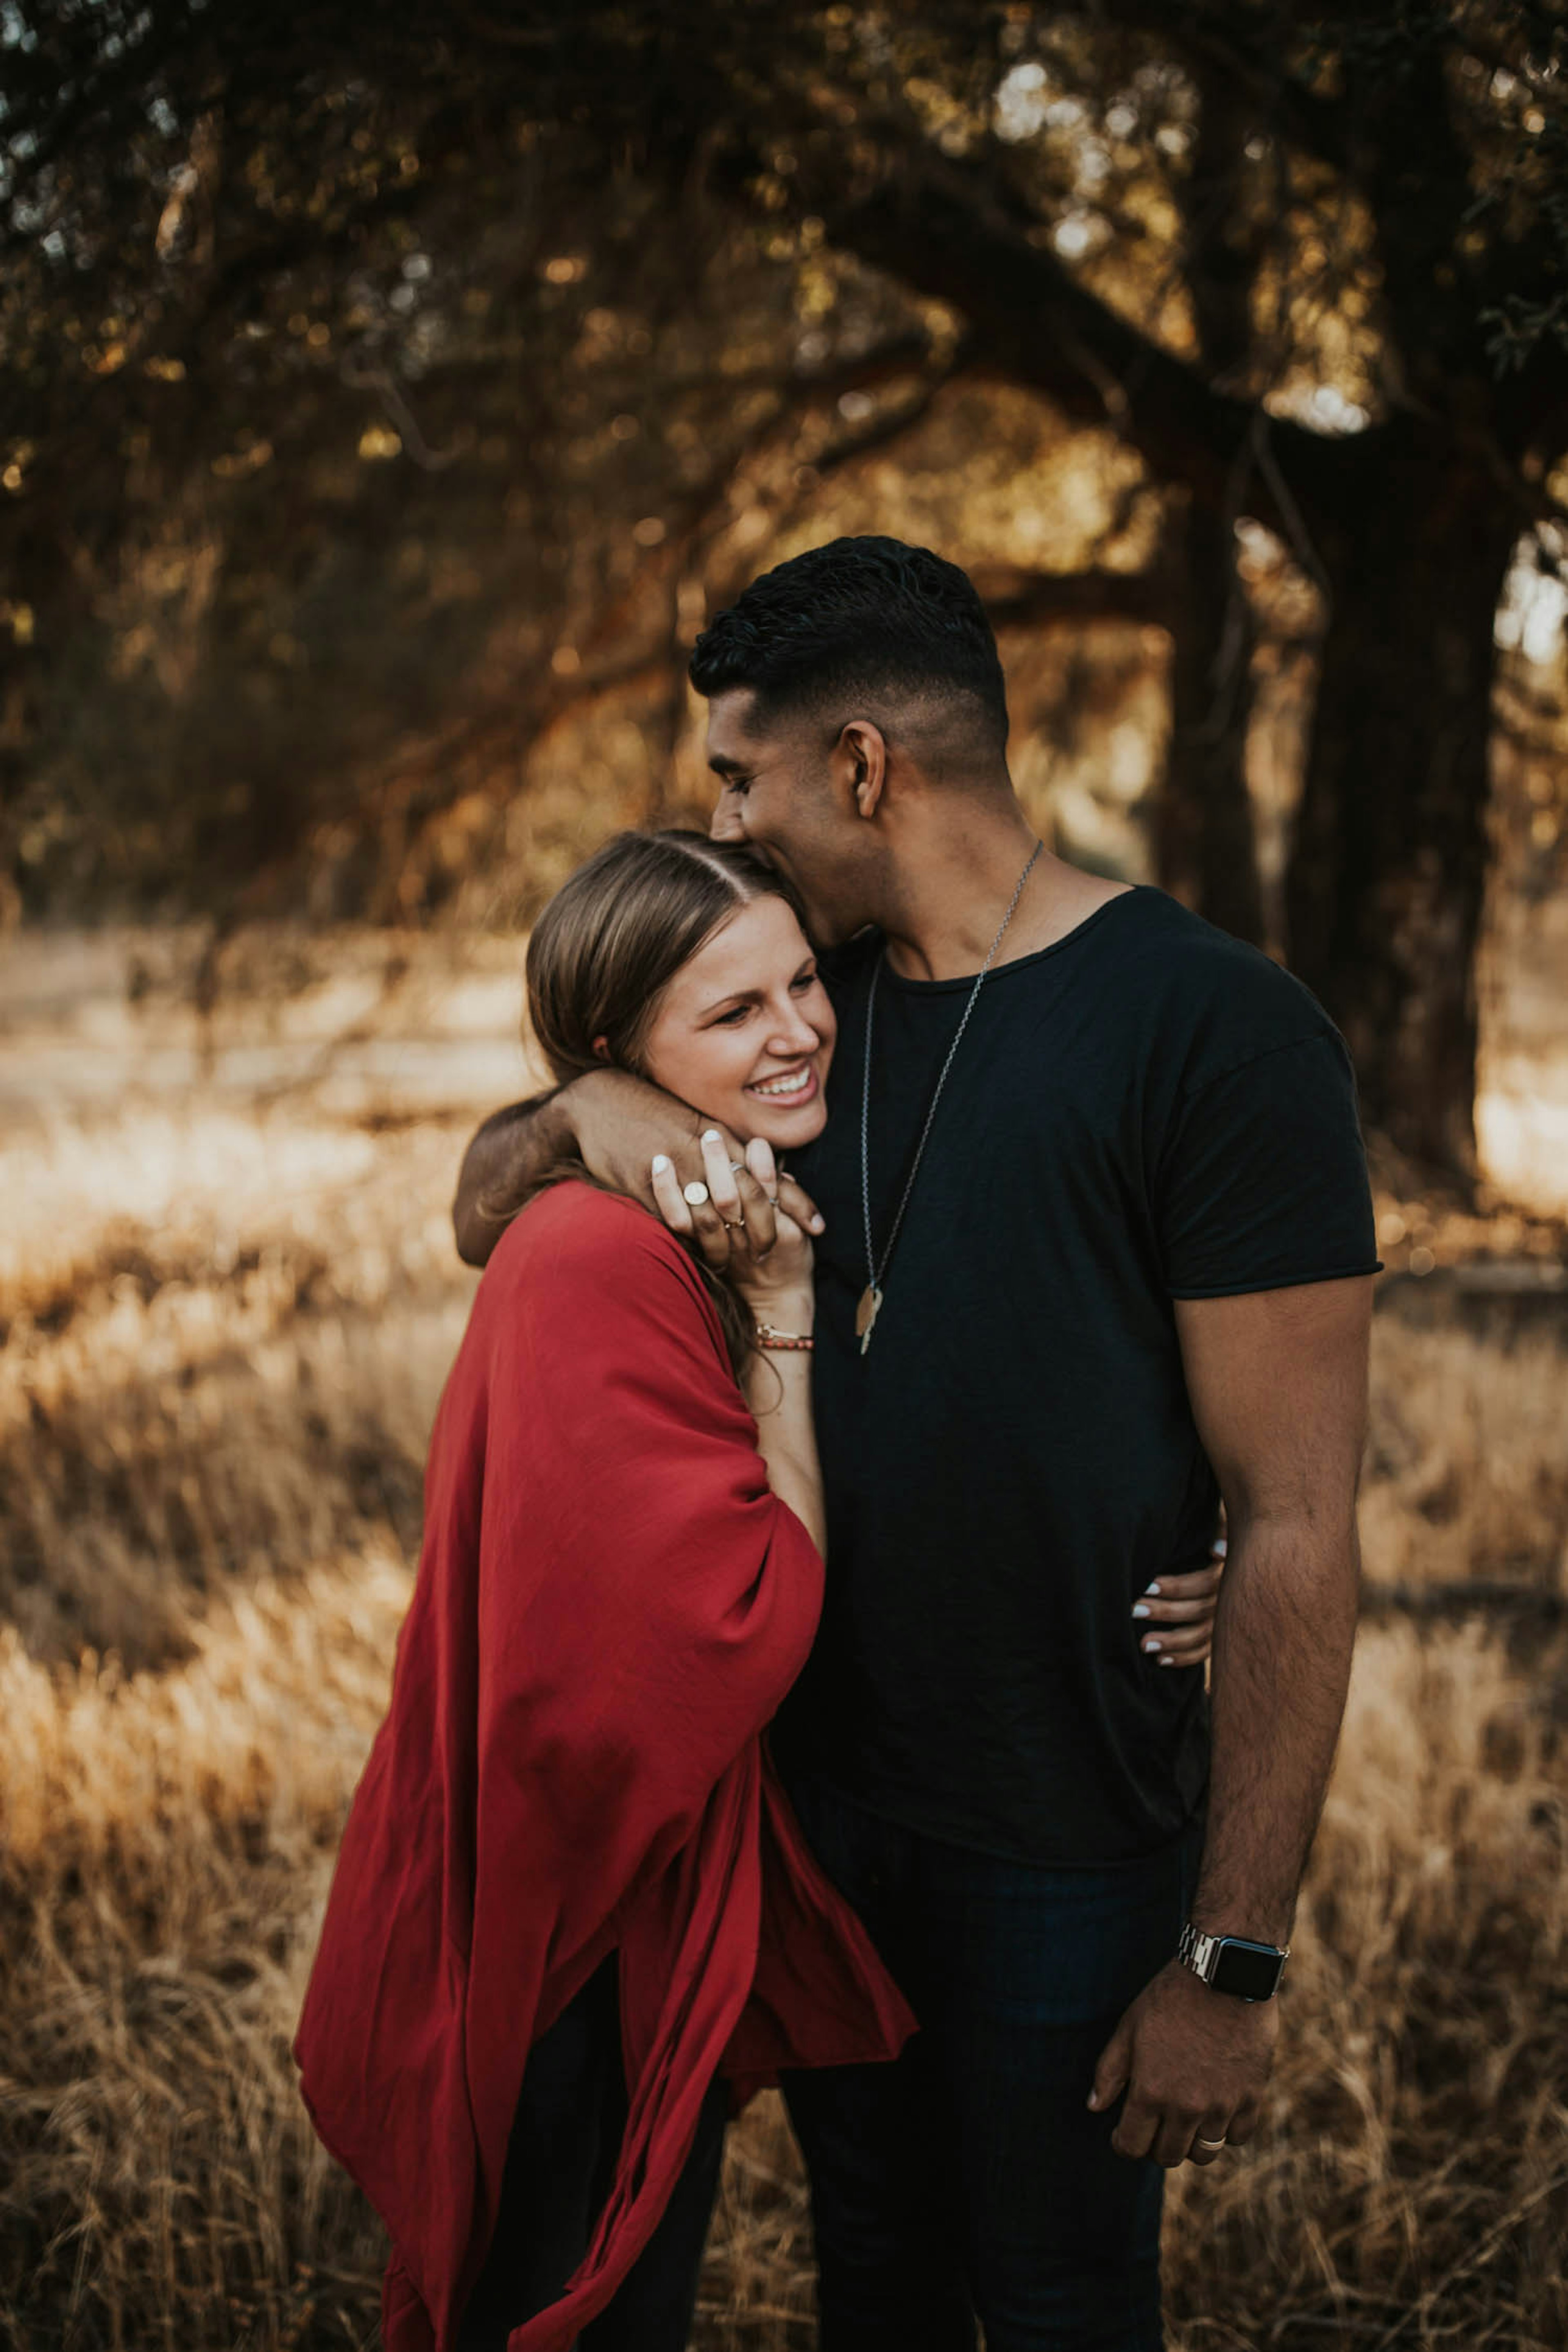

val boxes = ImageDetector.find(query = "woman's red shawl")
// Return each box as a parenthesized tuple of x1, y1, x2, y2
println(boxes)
(294, 1183, 913, 2352)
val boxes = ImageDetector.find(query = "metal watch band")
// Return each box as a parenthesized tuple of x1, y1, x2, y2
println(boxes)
(1177, 1920, 1290, 2001)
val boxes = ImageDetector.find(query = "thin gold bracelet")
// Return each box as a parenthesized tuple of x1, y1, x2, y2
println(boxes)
(754, 1324, 814, 1353)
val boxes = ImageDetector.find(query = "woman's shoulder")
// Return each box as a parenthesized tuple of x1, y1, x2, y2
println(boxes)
(472, 1180, 735, 1398)
(484, 1179, 706, 1312)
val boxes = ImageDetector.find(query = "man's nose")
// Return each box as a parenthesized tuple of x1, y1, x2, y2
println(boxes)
(710, 796, 743, 843)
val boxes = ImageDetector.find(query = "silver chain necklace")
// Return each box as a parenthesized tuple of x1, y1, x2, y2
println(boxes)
(857, 840, 1043, 1355)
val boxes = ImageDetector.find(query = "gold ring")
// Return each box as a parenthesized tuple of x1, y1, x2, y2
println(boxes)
(719, 1216, 744, 1233)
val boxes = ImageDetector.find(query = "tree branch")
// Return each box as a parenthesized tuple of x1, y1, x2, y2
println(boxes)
(810, 150, 1336, 530)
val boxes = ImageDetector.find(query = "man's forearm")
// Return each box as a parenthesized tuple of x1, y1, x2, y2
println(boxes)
(452, 1091, 568, 1267)
(1190, 1508, 1360, 1947)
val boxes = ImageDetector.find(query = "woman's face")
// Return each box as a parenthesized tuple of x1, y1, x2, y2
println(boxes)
(638, 894, 836, 1150)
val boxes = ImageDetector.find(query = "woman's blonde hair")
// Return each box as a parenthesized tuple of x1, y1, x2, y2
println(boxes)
(496, 829, 813, 1373)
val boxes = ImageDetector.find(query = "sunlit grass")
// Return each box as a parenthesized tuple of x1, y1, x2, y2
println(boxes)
(2, 970, 1567, 2350)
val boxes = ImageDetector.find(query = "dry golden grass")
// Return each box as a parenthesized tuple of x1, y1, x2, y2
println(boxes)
(1361, 1312, 1568, 1596)
(3, 994, 1567, 2349)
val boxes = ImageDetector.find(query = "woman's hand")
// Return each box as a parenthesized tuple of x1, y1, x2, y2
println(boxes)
(575, 1071, 823, 1244)
(1133, 1538, 1227, 1668)
(650, 1130, 814, 1317)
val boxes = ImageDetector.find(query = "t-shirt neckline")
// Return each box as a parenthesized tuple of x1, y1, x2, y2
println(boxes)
(872, 882, 1151, 996)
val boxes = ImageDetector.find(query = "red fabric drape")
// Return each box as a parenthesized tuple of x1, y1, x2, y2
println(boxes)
(294, 1183, 913, 2352)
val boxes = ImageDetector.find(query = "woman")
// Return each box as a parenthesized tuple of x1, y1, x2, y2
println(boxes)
(295, 829, 1221, 2352)
(296, 830, 914, 2352)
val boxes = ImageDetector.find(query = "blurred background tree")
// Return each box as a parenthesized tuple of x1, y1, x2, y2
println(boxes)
(4, 0, 1568, 1174)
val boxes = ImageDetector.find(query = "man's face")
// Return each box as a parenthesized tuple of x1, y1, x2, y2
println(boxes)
(705, 688, 875, 946)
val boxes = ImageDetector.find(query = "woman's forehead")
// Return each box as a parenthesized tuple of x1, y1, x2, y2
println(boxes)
(669, 895, 808, 1000)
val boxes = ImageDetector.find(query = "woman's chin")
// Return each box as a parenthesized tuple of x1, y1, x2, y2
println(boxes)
(734, 1099, 829, 1153)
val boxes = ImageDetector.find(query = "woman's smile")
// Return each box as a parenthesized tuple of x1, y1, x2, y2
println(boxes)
(639, 893, 837, 1147)
(746, 1060, 820, 1106)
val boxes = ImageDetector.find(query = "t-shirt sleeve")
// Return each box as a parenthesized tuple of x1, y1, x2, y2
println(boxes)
(1157, 1030, 1381, 1299)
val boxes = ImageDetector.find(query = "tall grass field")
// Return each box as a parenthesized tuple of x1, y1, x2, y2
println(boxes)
(2, 930, 1566, 2351)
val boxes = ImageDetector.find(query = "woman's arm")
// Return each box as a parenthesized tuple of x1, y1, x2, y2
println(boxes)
(739, 1316, 824, 1557)
(653, 1129, 826, 1557)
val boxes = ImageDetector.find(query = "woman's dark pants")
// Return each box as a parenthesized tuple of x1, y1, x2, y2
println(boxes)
(781, 1776, 1200, 2352)
(457, 1954, 728, 2352)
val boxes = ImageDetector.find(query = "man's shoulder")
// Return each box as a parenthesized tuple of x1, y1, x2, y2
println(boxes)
(1109, 889, 1343, 1090)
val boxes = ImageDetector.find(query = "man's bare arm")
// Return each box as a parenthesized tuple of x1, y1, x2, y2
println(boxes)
(452, 1069, 823, 1268)
(1090, 1273, 1373, 2168)
(1181, 1274, 1370, 1943)
(452, 1092, 568, 1267)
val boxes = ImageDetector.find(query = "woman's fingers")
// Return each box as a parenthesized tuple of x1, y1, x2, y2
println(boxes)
(701, 1128, 745, 1223)
(705, 1132, 779, 1264)
(1138, 1591, 1219, 1626)
(1141, 1630, 1212, 1667)
(656, 1132, 734, 1272)
(776, 1172, 825, 1236)
(650, 1154, 694, 1234)
(653, 1134, 826, 1276)
(1131, 1544, 1225, 1665)
(653, 1149, 730, 1274)
(1135, 1550, 1224, 1666)
(1147, 1561, 1223, 1603)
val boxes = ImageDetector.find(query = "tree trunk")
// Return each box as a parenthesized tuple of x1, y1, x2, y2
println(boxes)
(1154, 490, 1266, 946)
(1151, 60, 1267, 947)
(1285, 426, 1517, 1177)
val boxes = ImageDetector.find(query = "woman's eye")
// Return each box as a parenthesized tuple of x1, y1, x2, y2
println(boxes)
(791, 972, 817, 994)
(713, 1004, 750, 1027)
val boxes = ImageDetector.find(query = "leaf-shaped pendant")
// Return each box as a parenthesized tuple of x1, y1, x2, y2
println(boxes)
(856, 1284, 884, 1354)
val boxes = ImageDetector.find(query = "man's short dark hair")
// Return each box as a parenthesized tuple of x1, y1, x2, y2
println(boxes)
(688, 535, 1009, 760)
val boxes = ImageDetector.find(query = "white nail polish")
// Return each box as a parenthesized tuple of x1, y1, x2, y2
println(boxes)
(1212, 1539, 1227, 1557)
(1143, 1637, 1162, 1654)
(1158, 1655, 1177, 1668)
(701, 1128, 722, 1143)
(652, 1155, 670, 1173)
(1131, 1603, 1151, 1620)
(1145, 1582, 1161, 1597)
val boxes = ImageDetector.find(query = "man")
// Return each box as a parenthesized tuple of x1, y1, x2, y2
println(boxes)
(453, 537, 1377, 2350)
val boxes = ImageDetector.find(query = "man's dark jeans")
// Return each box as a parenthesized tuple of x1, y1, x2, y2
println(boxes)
(781, 1776, 1202, 2352)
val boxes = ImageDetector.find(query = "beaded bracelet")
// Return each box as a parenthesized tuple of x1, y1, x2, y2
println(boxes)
(754, 1324, 814, 1353)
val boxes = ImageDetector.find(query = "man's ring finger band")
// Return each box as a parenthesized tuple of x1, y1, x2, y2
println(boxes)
(1194, 2137, 1227, 2154)
(683, 1180, 710, 1207)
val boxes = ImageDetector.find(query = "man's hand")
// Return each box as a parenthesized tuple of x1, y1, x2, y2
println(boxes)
(1088, 1960, 1278, 2169)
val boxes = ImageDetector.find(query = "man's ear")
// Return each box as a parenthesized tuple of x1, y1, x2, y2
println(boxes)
(591, 1036, 611, 1061)
(835, 719, 888, 820)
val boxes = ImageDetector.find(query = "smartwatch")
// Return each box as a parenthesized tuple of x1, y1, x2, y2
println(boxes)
(1177, 1922, 1289, 2002)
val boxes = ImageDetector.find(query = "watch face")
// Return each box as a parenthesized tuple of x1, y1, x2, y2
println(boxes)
(1211, 1938, 1283, 2001)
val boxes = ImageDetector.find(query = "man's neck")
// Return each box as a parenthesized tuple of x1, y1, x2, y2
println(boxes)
(877, 800, 1131, 983)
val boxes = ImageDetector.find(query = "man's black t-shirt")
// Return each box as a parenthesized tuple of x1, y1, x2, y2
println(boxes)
(778, 885, 1379, 1868)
